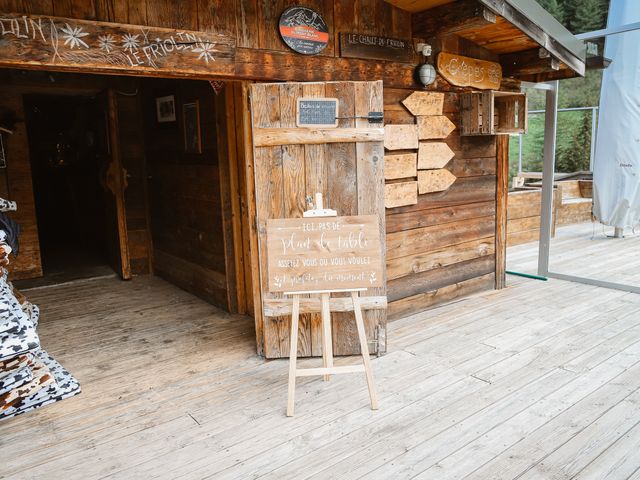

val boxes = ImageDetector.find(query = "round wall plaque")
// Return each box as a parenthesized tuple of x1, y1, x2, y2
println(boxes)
(279, 6, 329, 55)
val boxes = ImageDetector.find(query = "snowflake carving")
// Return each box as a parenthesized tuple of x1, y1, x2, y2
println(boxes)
(97, 34, 116, 53)
(122, 33, 141, 53)
(61, 23, 89, 49)
(193, 42, 216, 63)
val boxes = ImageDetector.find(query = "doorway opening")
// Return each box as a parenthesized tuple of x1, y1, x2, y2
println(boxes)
(23, 94, 114, 286)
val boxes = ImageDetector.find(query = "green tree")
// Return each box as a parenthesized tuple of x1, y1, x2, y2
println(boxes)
(537, 0, 565, 23)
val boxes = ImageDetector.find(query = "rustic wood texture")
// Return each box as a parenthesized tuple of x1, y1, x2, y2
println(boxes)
(0, 1, 421, 88)
(265, 215, 384, 293)
(251, 81, 386, 359)
(402, 91, 444, 116)
(0, 13, 236, 76)
(339, 32, 413, 63)
(384, 124, 418, 150)
(384, 153, 417, 180)
(495, 135, 508, 288)
(385, 181, 418, 209)
(437, 52, 502, 90)
(144, 79, 228, 309)
(4, 255, 640, 476)
(412, 0, 496, 36)
(416, 115, 456, 140)
(385, 86, 499, 318)
(417, 142, 454, 169)
(0, 86, 43, 280)
(418, 169, 457, 194)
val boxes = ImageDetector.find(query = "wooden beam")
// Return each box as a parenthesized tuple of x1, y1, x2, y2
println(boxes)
(479, 0, 585, 76)
(253, 127, 384, 147)
(501, 48, 560, 77)
(495, 135, 508, 289)
(263, 296, 387, 317)
(412, 0, 497, 37)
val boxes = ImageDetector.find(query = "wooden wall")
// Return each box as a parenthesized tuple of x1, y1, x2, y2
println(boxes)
(383, 86, 498, 320)
(0, 0, 411, 49)
(0, 84, 42, 279)
(0, 1, 516, 322)
(143, 79, 228, 308)
(0, 71, 151, 279)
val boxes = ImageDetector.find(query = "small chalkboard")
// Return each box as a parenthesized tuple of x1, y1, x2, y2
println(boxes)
(296, 98, 338, 127)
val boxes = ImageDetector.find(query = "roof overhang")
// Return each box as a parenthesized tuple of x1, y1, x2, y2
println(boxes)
(385, 0, 588, 81)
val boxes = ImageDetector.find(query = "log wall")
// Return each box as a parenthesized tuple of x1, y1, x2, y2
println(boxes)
(142, 79, 228, 308)
(0, 0, 515, 320)
(384, 87, 498, 320)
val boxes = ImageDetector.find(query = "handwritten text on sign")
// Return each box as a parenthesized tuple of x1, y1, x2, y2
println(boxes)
(0, 13, 235, 76)
(267, 215, 384, 293)
(437, 52, 502, 90)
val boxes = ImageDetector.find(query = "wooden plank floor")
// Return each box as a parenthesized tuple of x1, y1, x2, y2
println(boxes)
(1, 249, 640, 479)
(508, 221, 640, 286)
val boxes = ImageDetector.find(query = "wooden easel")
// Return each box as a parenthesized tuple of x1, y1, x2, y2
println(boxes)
(285, 194, 379, 417)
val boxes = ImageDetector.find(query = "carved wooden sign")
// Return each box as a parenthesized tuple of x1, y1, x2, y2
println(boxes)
(437, 52, 502, 90)
(266, 215, 384, 293)
(0, 13, 235, 75)
(402, 91, 444, 116)
(340, 33, 413, 63)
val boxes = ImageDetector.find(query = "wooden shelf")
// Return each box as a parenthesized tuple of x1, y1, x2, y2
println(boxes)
(460, 91, 528, 136)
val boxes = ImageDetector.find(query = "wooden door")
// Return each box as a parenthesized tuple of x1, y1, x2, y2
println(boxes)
(250, 81, 386, 359)
(102, 88, 131, 279)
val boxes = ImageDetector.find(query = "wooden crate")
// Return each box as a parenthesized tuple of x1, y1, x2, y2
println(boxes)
(460, 91, 528, 136)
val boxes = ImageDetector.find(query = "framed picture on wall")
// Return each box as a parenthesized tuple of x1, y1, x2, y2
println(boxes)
(183, 101, 201, 154)
(156, 95, 176, 123)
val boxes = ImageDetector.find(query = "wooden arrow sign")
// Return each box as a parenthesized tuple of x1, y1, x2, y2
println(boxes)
(417, 142, 455, 169)
(402, 91, 444, 116)
(385, 153, 417, 180)
(418, 169, 457, 194)
(385, 181, 417, 208)
(417, 115, 456, 140)
(384, 124, 419, 150)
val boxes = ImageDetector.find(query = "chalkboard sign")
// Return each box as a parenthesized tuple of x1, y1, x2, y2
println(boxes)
(296, 98, 338, 127)
(266, 215, 384, 293)
(279, 6, 329, 55)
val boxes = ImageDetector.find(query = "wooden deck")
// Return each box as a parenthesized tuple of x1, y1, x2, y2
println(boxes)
(508, 221, 640, 286)
(2, 244, 640, 478)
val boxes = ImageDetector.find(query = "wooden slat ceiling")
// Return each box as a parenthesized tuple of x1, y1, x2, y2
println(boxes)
(386, 0, 586, 80)
(457, 16, 537, 54)
(385, 0, 455, 13)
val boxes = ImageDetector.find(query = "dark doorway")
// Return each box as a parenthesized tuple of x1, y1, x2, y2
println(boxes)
(23, 94, 113, 284)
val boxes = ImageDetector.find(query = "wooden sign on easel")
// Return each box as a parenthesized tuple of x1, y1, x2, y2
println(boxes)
(266, 193, 382, 416)
(267, 215, 384, 293)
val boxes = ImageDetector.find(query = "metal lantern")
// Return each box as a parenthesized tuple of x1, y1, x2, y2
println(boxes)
(417, 63, 436, 86)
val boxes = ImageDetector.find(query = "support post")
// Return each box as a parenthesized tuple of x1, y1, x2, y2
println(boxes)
(538, 81, 559, 277)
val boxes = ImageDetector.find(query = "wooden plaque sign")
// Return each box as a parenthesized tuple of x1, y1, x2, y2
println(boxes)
(437, 52, 502, 90)
(296, 98, 338, 127)
(0, 13, 235, 76)
(279, 6, 329, 55)
(266, 215, 384, 293)
(339, 33, 413, 63)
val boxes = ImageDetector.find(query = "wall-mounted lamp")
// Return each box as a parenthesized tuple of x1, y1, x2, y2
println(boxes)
(414, 42, 436, 86)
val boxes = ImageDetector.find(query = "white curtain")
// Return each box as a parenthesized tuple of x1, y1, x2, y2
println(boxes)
(592, 0, 640, 228)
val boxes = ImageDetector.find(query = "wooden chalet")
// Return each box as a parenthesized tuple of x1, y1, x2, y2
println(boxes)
(0, 0, 587, 359)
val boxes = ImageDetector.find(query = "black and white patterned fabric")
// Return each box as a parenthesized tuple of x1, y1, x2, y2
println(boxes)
(0, 364, 33, 396)
(0, 200, 81, 421)
(0, 197, 17, 212)
(0, 349, 81, 419)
